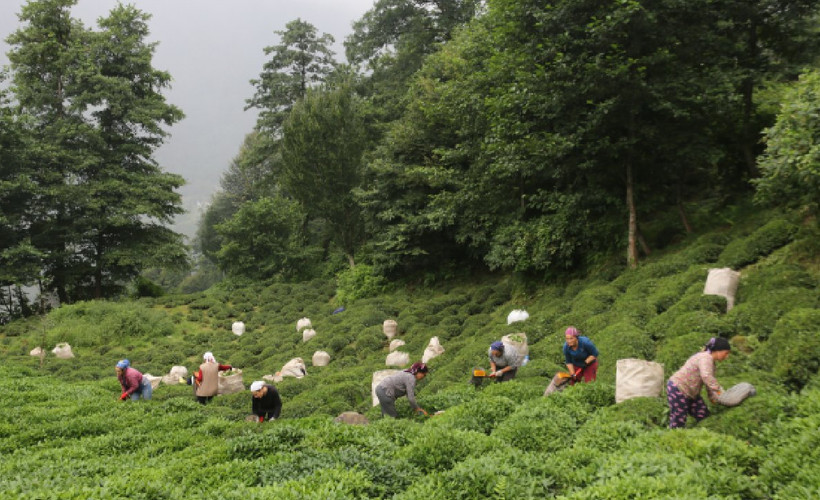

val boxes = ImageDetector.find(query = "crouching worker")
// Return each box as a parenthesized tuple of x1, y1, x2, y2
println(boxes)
(488, 340, 523, 382)
(250, 380, 281, 422)
(115, 359, 152, 401)
(376, 362, 429, 418)
(667, 337, 730, 429)
(193, 351, 232, 405)
(563, 327, 599, 384)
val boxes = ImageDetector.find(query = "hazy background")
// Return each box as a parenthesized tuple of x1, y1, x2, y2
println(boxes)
(0, 0, 375, 240)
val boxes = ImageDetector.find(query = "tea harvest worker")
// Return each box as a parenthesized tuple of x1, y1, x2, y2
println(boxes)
(375, 362, 429, 418)
(488, 340, 523, 382)
(667, 337, 731, 429)
(563, 327, 599, 383)
(250, 380, 282, 422)
(193, 351, 233, 405)
(115, 359, 152, 401)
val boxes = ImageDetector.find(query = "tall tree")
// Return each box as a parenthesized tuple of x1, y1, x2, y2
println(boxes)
(246, 18, 337, 136)
(280, 83, 369, 267)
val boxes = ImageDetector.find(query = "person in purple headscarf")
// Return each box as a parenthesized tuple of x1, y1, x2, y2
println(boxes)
(375, 362, 429, 418)
(563, 326, 599, 384)
(666, 337, 731, 429)
(488, 340, 523, 383)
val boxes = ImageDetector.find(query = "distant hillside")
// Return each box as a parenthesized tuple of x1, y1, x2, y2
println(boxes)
(0, 204, 818, 497)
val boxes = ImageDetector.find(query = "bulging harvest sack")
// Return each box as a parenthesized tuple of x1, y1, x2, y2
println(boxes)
(615, 358, 664, 403)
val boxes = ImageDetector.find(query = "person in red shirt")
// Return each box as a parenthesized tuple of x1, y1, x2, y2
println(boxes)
(115, 359, 152, 401)
(192, 351, 232, 405)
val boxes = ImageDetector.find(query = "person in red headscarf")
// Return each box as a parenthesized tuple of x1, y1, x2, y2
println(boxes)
(375, 362, 429, 418)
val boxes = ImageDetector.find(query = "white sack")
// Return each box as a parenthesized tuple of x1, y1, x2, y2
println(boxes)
(371, 369, 400, 406)
(389, 339, 406, 352)
(296, 317, 312, 331)
(422, 336, 445, 363)
(263, 373, 283, 383)
(302, 328, 317, 343)
(383, 320, 398, 339)
(51, 343, 74, 359)
(703, 268, 741, 311)
(162, 365, 189, 385)
(280, 358, 307, 378)
(334, 411, 369, 425)
(615, 358, 664, 403)
(231, 321, 245, 336)
(717, 382, 757, 407)
(312, 351, 331, 367)
(507, 309, 530, 325)
(385, 351, 410, 367)
(29, 347, 44, 357)
(502, 332, 529, 357)
(143, 373, 162, 390)
(217, 368, 244, 395)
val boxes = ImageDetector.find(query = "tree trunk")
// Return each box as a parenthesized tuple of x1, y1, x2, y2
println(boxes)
(740, 22, 759, 177)
(637, 229, 651, 257)
(626, 162, 638, 269)
(347, 254, 356, 268)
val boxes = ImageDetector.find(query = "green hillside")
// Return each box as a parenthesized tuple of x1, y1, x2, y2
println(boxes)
(1, 205, 819, 499)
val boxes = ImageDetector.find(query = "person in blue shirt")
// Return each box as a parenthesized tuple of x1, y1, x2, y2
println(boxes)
(563, 326, 599, 384)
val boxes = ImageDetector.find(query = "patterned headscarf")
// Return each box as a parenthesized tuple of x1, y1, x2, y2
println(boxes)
(565, 327, 580, 337)
(405, 362, 429, 375)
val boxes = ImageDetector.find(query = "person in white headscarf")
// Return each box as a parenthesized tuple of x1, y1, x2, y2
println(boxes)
(192, 351, 232, 404)
(250, 380, 282, 422)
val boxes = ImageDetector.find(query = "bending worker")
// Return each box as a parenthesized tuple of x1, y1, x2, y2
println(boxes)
(375, 362, 429, 418)
(563, 327, 599, 383)
(193, 351, 232, 405)
(249, 380, 282, 422)
(115, 359, 152, 401)
(667, 337, 730, 429)
(488, 340, 523, 382)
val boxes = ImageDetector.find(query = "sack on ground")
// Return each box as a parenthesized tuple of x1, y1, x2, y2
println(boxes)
(615, 358, 664, 403)
(383, 320, 398, 339)
(281, 358, 307, 378)
(386, 351, 409, 367)
(218, 368, 244, 395)
(703, 268, 740, 311)
(421, 337, 445, 363)
(717, 382, 756, 407)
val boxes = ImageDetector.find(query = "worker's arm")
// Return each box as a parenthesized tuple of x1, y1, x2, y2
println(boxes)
(584, 355, 596, 365)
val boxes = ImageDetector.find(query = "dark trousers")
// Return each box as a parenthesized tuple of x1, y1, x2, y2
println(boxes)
(495, 367, 518, 383)
(375, 385, 398, 418)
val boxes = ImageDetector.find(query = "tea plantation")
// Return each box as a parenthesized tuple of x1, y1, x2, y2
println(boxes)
(1, 207, 819, 499)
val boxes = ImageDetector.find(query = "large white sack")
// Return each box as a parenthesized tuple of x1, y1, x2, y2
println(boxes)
(703, 268, 741, 311)
(264, 373, 284, 383)
(162, 365, 189, 385)
(281, 358, 307, 378)
(422, 337, 445, 363)
(312, 351, 331, 367)
(389, 339, 406, 352)
(217, 368, 245, 395)
(231, 321, 245, 336)
(30, 347, 44, 357)
(143, 373, 162, 390)
(52, 343, 75, 359)
(615, 358, 664, 403)
(296, 317, 312, 331)
(371, 369, 400, 406)
(502, 332, 529, 357)
(717, 382, 756, 407)
(383, 320, 398, 339)
(302, 328, 317, 343)
(507, 309, 530, 325)
(385, 351, 410, 367)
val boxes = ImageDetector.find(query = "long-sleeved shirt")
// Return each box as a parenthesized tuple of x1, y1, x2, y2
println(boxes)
(377, 371, 421, 409)
(489, 343, 523, 369)
(252, 385, 282, 420)
(118, 367, 144, 396)
(563, 336, 599, 368)
(669, 351, 724, 400)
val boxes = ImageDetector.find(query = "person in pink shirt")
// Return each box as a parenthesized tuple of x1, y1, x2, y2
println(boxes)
(666, 337, 730, 428)
(115, 359, 152, 401)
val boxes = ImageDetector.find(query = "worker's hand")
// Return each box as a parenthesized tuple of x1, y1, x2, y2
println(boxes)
(494, 370, 504, 378)
(119, 392, 128, 401)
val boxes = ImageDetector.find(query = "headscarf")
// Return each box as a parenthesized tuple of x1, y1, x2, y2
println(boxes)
(203, 351, 216, 363)
(565, 327, 580, 337)
(490, 341, 504, 352)
(405, 362, 429, 375)
(116, 359, 130, 369)
(704, 337, 731, 352)
(249, 381, 265, 392)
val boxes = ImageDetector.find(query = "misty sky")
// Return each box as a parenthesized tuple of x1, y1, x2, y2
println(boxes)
(0, 0, 375, 239)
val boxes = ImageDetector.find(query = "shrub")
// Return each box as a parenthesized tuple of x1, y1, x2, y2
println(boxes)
(718, 218, 798, 269)
(398, 428, 502, 473)
(753, 308, 820, 390)
(728, 288, 818, 340)
(335, 265, 386, 305)
(491, 395, 591, 453)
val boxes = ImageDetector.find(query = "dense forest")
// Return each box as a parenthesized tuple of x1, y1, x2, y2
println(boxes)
(2, 0, 819, 317)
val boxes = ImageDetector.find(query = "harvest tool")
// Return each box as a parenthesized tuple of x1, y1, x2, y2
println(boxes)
(470, 367, 492, 388)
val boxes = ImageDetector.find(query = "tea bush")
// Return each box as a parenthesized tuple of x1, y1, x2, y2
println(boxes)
(718, 218, 798, 269)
